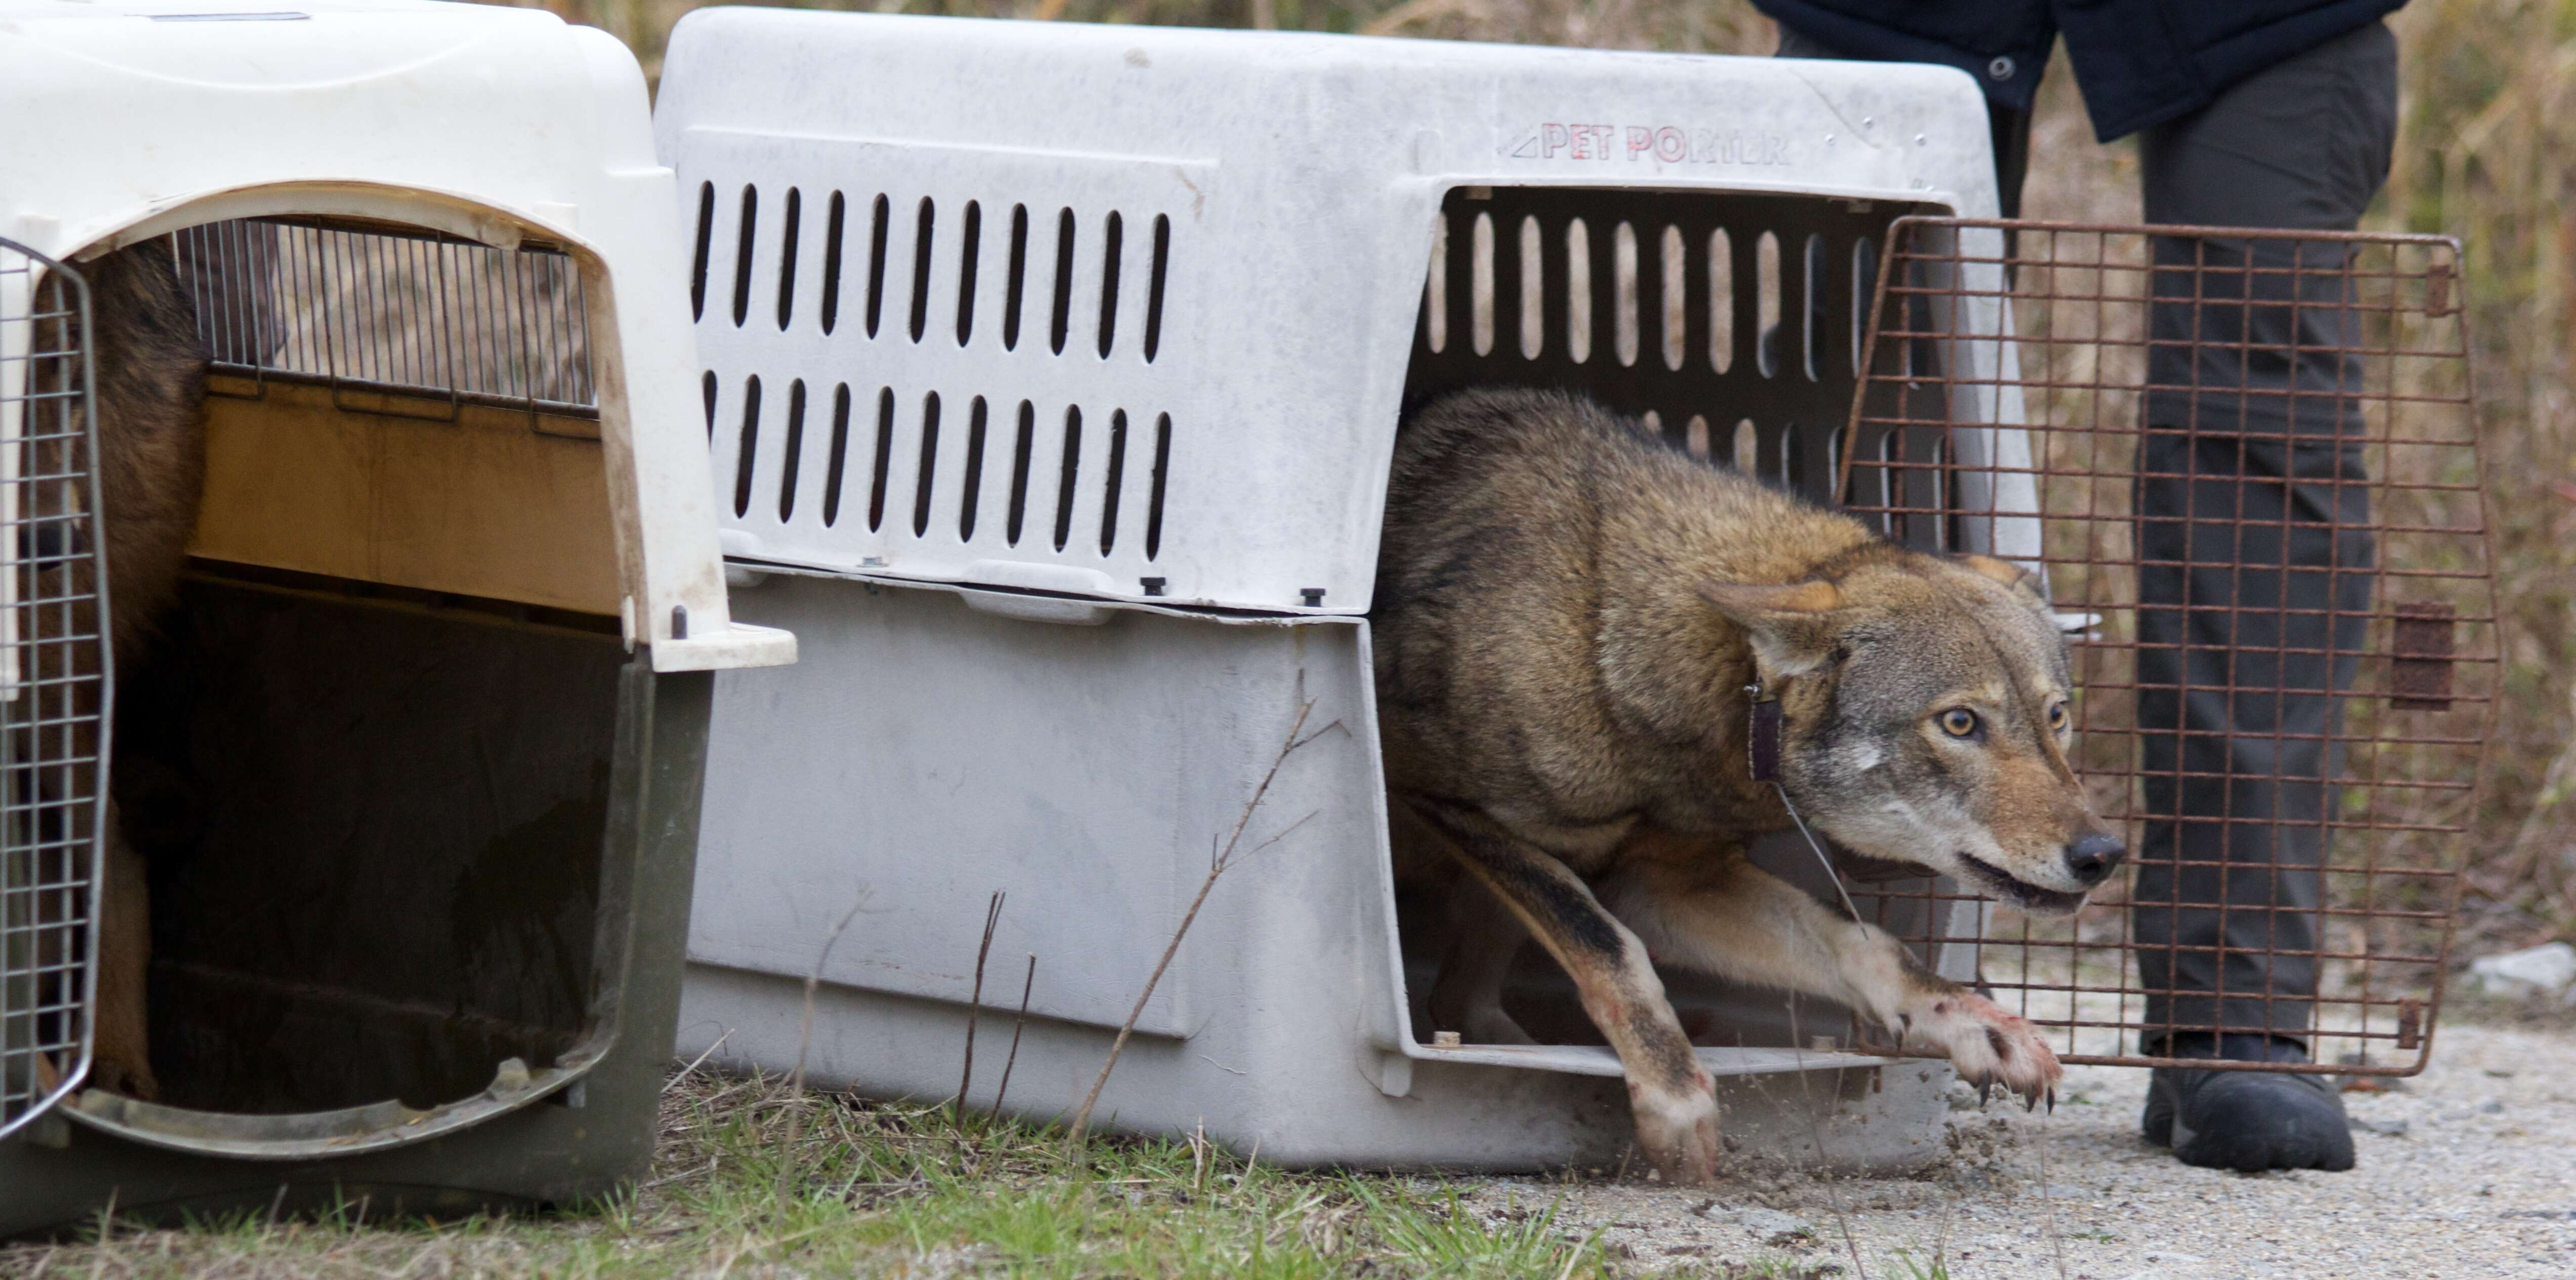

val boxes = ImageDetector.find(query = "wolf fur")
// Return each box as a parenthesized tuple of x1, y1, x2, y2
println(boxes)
(1372, 388, 2120, 1184)
(48, 239, 209, 1100)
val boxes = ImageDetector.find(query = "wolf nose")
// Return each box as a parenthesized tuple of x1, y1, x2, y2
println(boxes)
(2063, 832, 2125, 886)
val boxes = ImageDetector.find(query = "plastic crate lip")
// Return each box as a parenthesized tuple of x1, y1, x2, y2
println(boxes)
(1402, 1039, 1905, 1079)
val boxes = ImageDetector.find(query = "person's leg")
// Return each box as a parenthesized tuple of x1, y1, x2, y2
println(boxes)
(2130, 18, 2398, 1172)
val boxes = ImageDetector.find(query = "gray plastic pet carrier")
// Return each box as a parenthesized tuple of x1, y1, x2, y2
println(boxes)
(664, 10, 2027, 1171)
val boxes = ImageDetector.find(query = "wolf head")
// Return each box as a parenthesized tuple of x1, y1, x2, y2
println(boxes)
(1701, 552, 2123, 914)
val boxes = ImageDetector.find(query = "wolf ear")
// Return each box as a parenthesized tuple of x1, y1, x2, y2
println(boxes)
(1952, 554, 2053, 616)
(1697, 580, 1846, 677)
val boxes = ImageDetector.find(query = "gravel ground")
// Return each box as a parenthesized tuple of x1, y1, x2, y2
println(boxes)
(1464, 1013, 2576, 1279)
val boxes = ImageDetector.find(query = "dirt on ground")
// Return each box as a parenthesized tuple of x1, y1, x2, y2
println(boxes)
(1457, 1015, 2576, 1279)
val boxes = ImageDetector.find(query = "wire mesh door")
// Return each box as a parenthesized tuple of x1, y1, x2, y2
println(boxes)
(0, 238, 108, 1137)
(172, 217, 598, 432)
(1837, 216, 2492, 1075)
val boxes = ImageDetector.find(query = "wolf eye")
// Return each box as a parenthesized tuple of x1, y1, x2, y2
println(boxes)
(1937, 708, 1980, 738)
(2047, 702, 2070, 731)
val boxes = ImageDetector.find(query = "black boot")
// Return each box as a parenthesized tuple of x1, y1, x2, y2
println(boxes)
(2141, 1033, 2355, 1172)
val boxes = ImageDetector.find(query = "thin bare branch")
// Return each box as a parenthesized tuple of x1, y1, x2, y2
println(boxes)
(2036, 1109, 2070, 1280)
(792, 895, 870, 1098)
(958, 890, 1007, 1120)
(778, 893, 870, 1207)
(664, 1030, 733, 1095)
(1068, 698, 1320, 1148)
(1244, 809, 1320, 859)
(1783, 1003, 1868, 1280)
(993, 953, 1038, 1114)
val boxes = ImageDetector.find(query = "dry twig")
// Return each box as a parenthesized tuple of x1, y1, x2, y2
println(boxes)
(778, 894, 870, 1206)
(993, 953, 1038, 1114)
(958, 890, 1006, 1119)
(1066, 698, 1327, 1148)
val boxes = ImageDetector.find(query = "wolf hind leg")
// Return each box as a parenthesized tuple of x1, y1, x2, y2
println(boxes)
(1401, 795, 1721, 1185)
(1427, 876, 1536, 1045)
(1601, 837, 2059, 1107)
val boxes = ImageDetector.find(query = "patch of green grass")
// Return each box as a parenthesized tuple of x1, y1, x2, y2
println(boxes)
(1882, 1249, 1951, 1280)
(0, 1070, 1618, 1279)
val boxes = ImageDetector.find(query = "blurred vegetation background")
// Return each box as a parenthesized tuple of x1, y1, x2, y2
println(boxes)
(514, 0, 2576, 950)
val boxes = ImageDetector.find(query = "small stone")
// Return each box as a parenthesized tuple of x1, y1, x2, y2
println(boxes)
(2468, 941, 2576, 998)
(1702, 1205, 1815, 1244)
(2350, 1117, 2410, 1137)
(2481, 1099, 2507, 1114)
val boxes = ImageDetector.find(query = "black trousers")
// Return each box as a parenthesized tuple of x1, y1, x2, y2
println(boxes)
(1778, 22, 2399, 1041)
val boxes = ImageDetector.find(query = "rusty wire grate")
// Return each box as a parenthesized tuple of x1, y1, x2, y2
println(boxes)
(1836, 217, 2493, 1075)
(0, 237, 108, 1137)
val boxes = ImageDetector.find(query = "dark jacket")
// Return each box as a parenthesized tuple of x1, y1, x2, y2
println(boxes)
(1752, 0, 2405, 142)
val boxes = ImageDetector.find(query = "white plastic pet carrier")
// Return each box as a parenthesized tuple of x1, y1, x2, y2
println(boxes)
(667, 10, 2030, 1171)
(0, 0, 790, 1230)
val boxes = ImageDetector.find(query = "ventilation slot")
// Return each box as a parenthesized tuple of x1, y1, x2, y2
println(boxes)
(1006, 399, 1036, 546)
(822, 383, 852, 527)
(1709, 227, 1734, 373)
(1519, 215, 1544, 360)
(960, 396, 989, 540)
(1802, 232, 1827, 381)
(1423, 214, 1448, 354)
(1851, 236, 1877, 375)
(690, 181, 715, 322)
(1143, 214, 1170, 362)
(908, 198, 936, 343)
(912, 392, 942, 537)
(1612, 221, 1640, 369)
(1049, 209, 1077, 356)
(701, 370, 717, 439)
(1144, 412, 1171, 562)
(1661, 225, 1687, 372)
(956, 201, 982, 346)
(731, 375, 762, 517)
(1096, 212, 1123, 358)
(1003, 205, 1031, 351)
(775, 187, 802, 332)
(868, 386, 896, 532)
(1564, 218, 1591, 365)
(776, 379, 806, 521)
(730, 184, 758, 328)
(1052, 406, 1082, 552)
(1470, 211, 1495, 357)
(1754, 230, 1780, 378)
(820, 191, 847, 335)
(1099, 408, 1128, 554)
(865, 193, 891, 339)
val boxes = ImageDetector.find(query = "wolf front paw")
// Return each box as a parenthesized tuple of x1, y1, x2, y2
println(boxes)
(1627, 1073, 1723, 1185)
(88, 1050, 159, 1101)
(1901, 989, 2060, 1110)
(90, 1009, 159, 1101)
